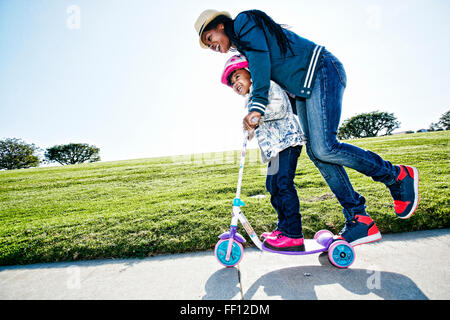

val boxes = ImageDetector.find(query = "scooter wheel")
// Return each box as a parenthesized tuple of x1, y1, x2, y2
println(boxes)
(328, 240, 355, 269)
(314, 229, 334, 241)
(214, 239, 244, 268)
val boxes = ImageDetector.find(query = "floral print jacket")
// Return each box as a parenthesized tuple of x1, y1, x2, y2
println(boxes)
(246, 81, 307, 163)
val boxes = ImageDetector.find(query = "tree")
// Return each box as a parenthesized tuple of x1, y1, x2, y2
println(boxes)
(338, 111, 400, 140)
(428, 110, 449, 131)
(438, 110, 450, 130)
(0, 138, 41, 170)
(428, 122, 441, 131)
(45, 143, 100, 165)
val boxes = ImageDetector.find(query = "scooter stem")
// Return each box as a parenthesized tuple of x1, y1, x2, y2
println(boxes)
(235, 130, 249, 200)
(226, 120, 260, 262)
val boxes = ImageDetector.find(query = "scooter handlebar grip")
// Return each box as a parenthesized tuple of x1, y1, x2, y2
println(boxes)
(250, 117, 259, 124)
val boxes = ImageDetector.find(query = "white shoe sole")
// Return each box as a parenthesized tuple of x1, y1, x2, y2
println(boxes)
(349, 232, 382, 247)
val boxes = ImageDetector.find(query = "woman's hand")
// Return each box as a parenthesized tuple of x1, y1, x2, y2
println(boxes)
(243, 111, 262, 131)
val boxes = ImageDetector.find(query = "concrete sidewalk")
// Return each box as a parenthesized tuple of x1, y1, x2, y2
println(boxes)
(0, 229, 449, 300)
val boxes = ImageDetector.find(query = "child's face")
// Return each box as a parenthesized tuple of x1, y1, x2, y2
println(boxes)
(230, 69, 252, 96)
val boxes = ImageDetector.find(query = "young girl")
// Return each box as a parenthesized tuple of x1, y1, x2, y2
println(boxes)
(195, 9, 419, 248)
(221, 54, 307, 252)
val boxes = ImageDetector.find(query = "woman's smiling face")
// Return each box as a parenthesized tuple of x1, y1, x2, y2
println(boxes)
(201, 23, 231, 53)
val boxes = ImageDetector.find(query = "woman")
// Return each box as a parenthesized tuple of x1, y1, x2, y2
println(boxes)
(194, 9, 419, 248)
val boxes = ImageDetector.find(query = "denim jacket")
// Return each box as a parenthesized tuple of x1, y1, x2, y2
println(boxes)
(246, 80, 307, 163)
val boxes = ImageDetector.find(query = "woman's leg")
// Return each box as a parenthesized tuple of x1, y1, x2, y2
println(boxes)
(294, 50, 390, 245)
(302, 49, 418, 219)
(303, 49, 400, 187)
(296, 98, 367, 217)
(297, 95, 382, 245)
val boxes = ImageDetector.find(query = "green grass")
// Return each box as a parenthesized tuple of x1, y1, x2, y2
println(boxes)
(0, 131, 449, 265)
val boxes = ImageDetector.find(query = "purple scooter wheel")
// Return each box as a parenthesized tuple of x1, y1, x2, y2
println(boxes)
(314, 229, 334, 240)
(314, 230, 334, 248)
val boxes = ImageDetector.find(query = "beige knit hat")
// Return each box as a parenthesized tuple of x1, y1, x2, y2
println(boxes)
(194, 9, 231, 48)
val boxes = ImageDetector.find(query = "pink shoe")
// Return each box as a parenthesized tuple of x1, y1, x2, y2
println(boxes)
(264, 234, 305, 252)
(260, 229, 281, 240)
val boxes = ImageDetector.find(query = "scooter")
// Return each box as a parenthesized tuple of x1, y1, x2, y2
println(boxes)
(214, 130, 355, 269)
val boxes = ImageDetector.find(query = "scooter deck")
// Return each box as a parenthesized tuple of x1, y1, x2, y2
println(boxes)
(262, 239, 331, 256)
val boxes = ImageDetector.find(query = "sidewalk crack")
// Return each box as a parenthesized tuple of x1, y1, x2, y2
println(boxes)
(237, 265, 244, 300)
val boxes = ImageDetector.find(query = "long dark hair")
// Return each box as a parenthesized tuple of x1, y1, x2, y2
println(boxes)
(204, 10, 293, 56)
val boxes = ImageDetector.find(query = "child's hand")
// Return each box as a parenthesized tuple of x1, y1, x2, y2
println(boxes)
(243, 111, 261, 131)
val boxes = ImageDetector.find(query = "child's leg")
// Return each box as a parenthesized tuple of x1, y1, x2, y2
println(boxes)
(266, 146, 303, 239)
(263, 146, 305, 251)
(265, 157, 286, 234)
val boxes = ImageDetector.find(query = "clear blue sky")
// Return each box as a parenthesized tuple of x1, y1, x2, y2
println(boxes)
(1, 0, 449, 162)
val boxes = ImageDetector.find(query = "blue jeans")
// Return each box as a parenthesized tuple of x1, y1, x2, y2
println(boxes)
(266, 146, 303, 238)
(295, 49, 399, 219)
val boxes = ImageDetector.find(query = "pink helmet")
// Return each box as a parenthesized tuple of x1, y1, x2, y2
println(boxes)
(221, 54, 249, 87)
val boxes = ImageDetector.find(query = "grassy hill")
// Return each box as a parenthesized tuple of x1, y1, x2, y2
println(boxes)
(0, 131, 449, 265)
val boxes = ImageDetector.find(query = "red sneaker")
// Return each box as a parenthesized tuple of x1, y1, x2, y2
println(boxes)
(335, 214, 382, 247)
(263, 234, 305, 252)
(388, 165, 419, 219)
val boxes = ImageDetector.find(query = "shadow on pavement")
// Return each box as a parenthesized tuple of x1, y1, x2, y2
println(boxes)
(203, 253, 428, 300)
(202, 267, 241, 300)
